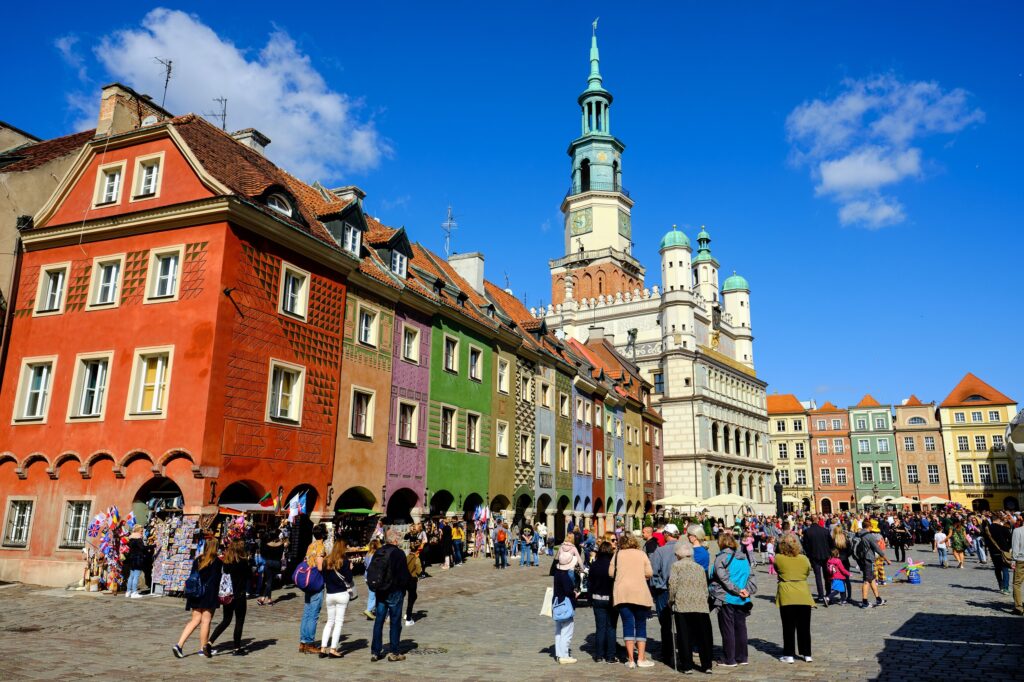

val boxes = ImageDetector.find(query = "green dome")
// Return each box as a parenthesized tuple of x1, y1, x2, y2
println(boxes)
(722, 271, 749, 292)
(659, 226, 690, 250)
(696, 227, 710, 241)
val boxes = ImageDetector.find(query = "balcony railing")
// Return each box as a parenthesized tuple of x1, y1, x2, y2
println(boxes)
(565, 182, 629, 199)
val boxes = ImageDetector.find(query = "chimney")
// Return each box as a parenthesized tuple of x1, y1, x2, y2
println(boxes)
(329, 185, 367, 203)
(96, 83, 172, 137)
(587, 326, 605, 343)
(448, 252, 485, 296)
(231, 128, 271, 156)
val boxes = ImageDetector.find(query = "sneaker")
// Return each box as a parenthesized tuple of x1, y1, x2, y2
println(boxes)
(625, 661, 637, 669)
(232, 648, 248, 657)
(172, 644, 184, 659)
(739, 661, 749, 665)
(370, 654, 382, 662)
(558, 657, 578, 665)
(363, 610, 374, 620)
(718, 661, 738, 667)
(404, 619, 415, 626)
(130, 592, 143, 599)
(802, 656, 813, 662)
(779, 656, 795, 664)
(387, 653, 406, 662)
(861, 602, 873, 609)
(605, 658, 618, 664)
(637, 659, 655, 668)
(875, 599, 887, 607)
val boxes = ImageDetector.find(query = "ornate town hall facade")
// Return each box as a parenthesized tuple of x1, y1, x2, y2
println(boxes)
(539, 28, 774, 513)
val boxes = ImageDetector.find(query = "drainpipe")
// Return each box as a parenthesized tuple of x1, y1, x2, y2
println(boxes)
(0, 228, 26, 391)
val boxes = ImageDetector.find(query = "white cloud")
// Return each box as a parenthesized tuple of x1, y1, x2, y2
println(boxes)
(55, 35, 88, 82)
(787, 74, 983, 228)
(75, 8, 388, 180)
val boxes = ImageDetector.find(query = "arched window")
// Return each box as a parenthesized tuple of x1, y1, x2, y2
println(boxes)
(908, 416, 926, 425)
(267, 193, 293, 217)
(612, 160, 619, 189)
(581, 159, 591, 192)
(711, 423, 719, 452)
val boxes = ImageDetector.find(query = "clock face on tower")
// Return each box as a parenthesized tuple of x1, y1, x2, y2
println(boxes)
(569, 207, 593, 236)
(618, 209, 631, 238)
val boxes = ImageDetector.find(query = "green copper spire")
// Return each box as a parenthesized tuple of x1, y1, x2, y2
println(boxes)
(587, 18, 603, 92)
(693, 225, 715, 263)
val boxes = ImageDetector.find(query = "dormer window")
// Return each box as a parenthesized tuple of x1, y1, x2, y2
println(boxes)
(267, 194, 293, 217)
(390, 251, 408, 278)
(343, 223, 361, 255)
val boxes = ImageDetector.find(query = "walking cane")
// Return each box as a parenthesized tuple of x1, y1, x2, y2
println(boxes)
(669, 607, 678, 672)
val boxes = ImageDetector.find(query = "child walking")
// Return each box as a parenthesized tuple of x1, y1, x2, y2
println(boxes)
(825, 549, 850, 605)
(766, 540, 776, 576)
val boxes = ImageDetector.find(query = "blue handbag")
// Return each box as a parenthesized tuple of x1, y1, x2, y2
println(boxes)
(552, 596, 574, 621)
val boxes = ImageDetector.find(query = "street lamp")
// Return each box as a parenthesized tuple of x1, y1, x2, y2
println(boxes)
(871, 483, 879, 511)
(774, 471, 784, 518)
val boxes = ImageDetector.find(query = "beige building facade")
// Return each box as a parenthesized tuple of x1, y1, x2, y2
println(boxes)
(767, 394, 813, 511)
(893, 395, 949, 507)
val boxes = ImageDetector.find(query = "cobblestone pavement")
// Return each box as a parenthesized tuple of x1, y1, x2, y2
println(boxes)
(0, 546, 1021, 681)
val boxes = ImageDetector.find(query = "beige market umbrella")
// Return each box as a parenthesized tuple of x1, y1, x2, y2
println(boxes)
(891, 496, 915, 505)
(701, 493, 756, 507)
(781, 494, 801, 503)
(654, 494, 704, 507)
(859, 495, 875, 504)
(921, 496, 950, 504)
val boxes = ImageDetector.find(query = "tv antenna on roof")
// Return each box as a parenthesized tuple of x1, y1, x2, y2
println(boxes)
(503, 271, 511, 289)
(155, 58, 173, 108)
(205, 97, 228, 131)
(441, 204, 458, 258)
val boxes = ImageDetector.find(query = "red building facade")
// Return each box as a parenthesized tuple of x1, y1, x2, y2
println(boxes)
(0, 85, 359, 585)
(809, 401, 855, 513)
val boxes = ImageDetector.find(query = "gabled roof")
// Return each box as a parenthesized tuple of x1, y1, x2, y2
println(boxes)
(0, 129, 94, 172)
(853, 394, 882, 408)
(902, 395, 925, 407)
(810, 401, 843, 414)
(364, 215, 398, 246)
(767, 394, 805, 415)
(940, 373, 1015, 408)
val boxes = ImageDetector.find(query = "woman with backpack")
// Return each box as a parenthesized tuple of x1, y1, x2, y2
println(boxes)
(209, 539, 252, 656)
(319, 539, 354, 658)
(298, 525, 327, 654)
(405, 541, 423, 626)
(173, 534, 223, 659)
(710, 533, 757, 667)
(552, 541, 579, 664)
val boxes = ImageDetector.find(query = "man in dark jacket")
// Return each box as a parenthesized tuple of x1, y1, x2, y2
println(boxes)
(802, 515, 833, 603)
(371, 529, 412, 662)
(985, 518, 1012, 593)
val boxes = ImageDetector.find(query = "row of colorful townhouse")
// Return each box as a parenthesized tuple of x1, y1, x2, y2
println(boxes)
(0, 84, 663, 586)
(767, 374, 1020, 514)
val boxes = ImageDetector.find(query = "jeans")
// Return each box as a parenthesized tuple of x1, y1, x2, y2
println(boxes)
(300, 590, 324, 644)
(993, 557, 1010, 591)
(320, 591, 350, 650)
(653, 589, 672, 657)
(211, 596, 247, 648)
(453, 540, 463, 564)
(520, 543, 534, 566)
(260, 559, 280, 600)
(592, 602, 617, 660)
(779, 604, 811, 658)
(371, 590, 404, 656)
(810, 559, 828, 601)
(975, 538, 987, 562)
(674, 612, 713, 672)
(366, 576, 377, 612)
(126, 569, 143, 594)
(717, 604, 749, 665)
(494, 543, 508, 568)
(554, 617, 574, 659)
(937, 548, 947, 566)
(618, 603, 648, 642)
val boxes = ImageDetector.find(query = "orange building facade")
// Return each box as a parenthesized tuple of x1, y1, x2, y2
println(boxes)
(0, 85, 358, 585)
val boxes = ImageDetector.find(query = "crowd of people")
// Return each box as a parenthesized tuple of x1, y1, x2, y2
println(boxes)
(163, 505, 1024, 670)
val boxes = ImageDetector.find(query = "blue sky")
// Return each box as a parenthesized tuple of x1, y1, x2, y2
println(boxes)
(3, 3, 1021, 409)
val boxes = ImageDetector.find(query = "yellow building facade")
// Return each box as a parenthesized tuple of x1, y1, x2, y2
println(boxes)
(939, 373, 1019, 511)
(767, 394, 813, 512)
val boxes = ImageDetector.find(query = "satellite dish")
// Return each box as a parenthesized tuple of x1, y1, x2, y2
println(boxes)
(141, 115, 158, 127)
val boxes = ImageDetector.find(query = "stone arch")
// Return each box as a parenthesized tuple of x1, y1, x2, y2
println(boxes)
(83, 451, 116, 478)
(723, 427, 731, 454)
(735, 428, 743, 456)
(118, 450, 156, 473)
(0, 452, 17, 467)
(714, 470, 723, 496)
(430, 489, 455, 516)
(711, 423, 720, 452)
(158, 449, 195, 471)
(386, 487, 419, 523)
(19, 452, 51, 480)
(49, 451, 83, 479)
(335, 486, 377, 512)
(820, 498, 833, 514)
(584, 496, 592, 514)
(218, 480, 261, 504)
(573, 495, 582, 512)
(726, 472, 734, 494)
(745, 432, 752, 458)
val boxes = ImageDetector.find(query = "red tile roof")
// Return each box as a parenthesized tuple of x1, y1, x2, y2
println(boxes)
(940, 372, 1015, 408)
(810, 401, 843, 414)
(364, 215, 398, 245)
(0, 129, 94, 173)
(767, 394, 805, 414)
(902, 395, 924, 407)
(854, 394, 882, 408)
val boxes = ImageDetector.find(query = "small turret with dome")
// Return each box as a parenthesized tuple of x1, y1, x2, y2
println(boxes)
(659, 224, 690, 251)
(691, 225, 720, 304)
(660, 224, 691, 294)
(721, 269, 753, 367)
(722, 271, 749, 292)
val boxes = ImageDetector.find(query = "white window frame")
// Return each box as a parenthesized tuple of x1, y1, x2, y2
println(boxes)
(356, 304, 379, 347)
(576, 446, 584, 473)
(795, 469, 807, 485)
(66, 351, 114, 422)
(586, 448, 593, 475)
(960, 463, 974, 485)
(993, 434, 1005, 451)
(125, 346, 174, 420)
(390, 250, 408, 278)
(143, 245, 184, 303)
(820, 468, 831, 485)
(12, 356, 58, 424)
(130, 151, 165, 201)
(954, 412, 965, 423)
(539, 436, 551, 466)
(655, 464, 661, 484)
(988, 410, 1000, 422)
(777, 443, 788, 459)
(443, 335, 459, 373)
(466, 411, 481, 452)
(396, 400, 418, 445)
(817, 439, 828, 454)
(957, 436, 970, 451)
(874, 417, 886, 429)
(519, 433, 531, 464)
(496, 419, 509, 457)
(57, 498, 93, 550)
(779, 470, 790, 485)
(468, 345, 483, 382)
(776, 419, 786, 432)
(856, 418, 867, 430)
(401, 325, 420, 364)
(974, 435, 987, 451)
(879, 464, 893, 483)
(971, 411, 982, 422)
(33, 262, 71, 316)
(836, 468, 848, 485)
(92, 160, 127, 206)
(877, 438, 890, 453)
(924, 436, 936, 451)
(831, 419, 841, 430)
(342, 223, 361, 255)
(903, 436, 915, 452)
(816, 419, 826, 430)
(979, 463, 993, 484)
(857, 438, 869, 454)
(927, 464, 940, 484)
(349, 387, 376, 439)
(265, 359, 305, 425)
(906, 464, 919, 484)
(1, 498, 36, 549)
(278, 261, 310, 321)
(440, 405, 457, 449)
(559, 392, 569, 417)
(860, 465, 874, 483)
(86, 254, 126, 310)
(654, 429, 660, 447)
(793, 419, 803, 432)
(267, 193, 293, 217)
(497, 359, 510, 394)
(995, 462, 1010, 484)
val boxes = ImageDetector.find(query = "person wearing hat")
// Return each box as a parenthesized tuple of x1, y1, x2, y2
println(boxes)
(552, 542, 579, 664)
(650, 522, 680, 662)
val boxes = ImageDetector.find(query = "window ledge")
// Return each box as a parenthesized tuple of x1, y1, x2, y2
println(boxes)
(397, 439, 417, 448)
(133, 192, 156, 200)
(93, 200, 118, 208)
(270, 417, 301, 427)
(350, 433, 373, 441)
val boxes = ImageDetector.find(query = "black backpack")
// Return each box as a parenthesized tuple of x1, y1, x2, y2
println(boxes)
(366, 545, 394, 593)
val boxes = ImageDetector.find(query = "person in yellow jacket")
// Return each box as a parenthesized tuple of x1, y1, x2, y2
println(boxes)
(452, 522, 465, 565)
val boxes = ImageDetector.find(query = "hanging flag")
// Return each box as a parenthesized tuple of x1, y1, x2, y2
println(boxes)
(297, 490, 308, 515)
(258, 491, 274, 507)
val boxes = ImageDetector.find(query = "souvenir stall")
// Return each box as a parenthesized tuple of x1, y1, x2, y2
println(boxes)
(149, 514, 200, 595)
(332, 508, 380, 564)
(84, 507, 136, 594)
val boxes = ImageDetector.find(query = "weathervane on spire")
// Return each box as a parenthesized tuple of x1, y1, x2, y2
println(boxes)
(593, 17, 599, 34)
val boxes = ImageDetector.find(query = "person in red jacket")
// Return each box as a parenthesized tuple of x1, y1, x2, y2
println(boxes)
(825, 549, 851, 605)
